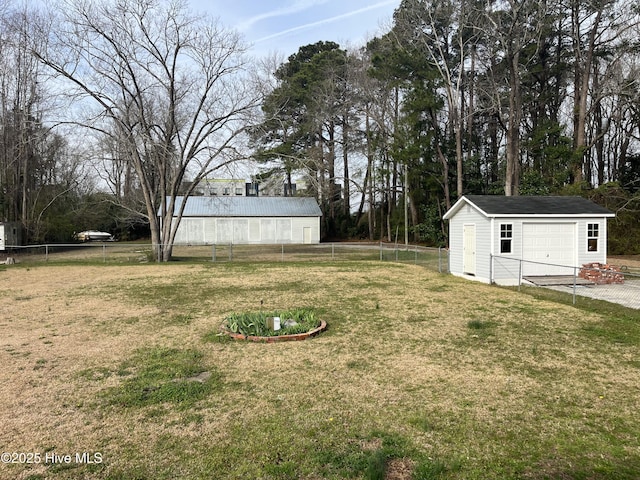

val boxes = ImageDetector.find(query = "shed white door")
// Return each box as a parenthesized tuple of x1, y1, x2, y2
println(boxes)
(303, 227, 311, 244)
(463, 224, 476, 275)
(522, 223, 576, 275)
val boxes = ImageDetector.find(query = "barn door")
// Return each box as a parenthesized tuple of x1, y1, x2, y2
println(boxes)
(463, 224, 476, 275)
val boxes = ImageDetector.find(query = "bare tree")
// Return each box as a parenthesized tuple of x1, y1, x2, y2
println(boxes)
(356, 42, 399, 239)
(567, 0, 639, 185)
(35, 0, 259, 261)
(0, 1, 72, 241)
(482, 0, 547, 196)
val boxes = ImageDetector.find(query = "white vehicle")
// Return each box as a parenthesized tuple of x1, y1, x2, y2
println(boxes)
(75, 230, 115, 242)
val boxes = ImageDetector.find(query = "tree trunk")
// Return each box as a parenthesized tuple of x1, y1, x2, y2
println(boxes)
(572, 3, 603, 185)
(466, 44, 476, 189)
(505, 50, 521, 197)
(365, 106, 375, 240)
(429, 109, 451, 210)
(342, 110, 350, 217)
(327, 121, 336, 220)
(409, 190, 419, 242)
(386, 161, 392, 243)
(436, 142, 451, 211)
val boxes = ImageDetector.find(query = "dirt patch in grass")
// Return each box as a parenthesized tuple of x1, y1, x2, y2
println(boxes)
(1, 261, 639, 479)
(385, 458, 415, 479)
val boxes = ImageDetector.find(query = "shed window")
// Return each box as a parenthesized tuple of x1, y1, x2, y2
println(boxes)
(235, 187, 243, 195)
(500, 224, 513, 254)
(587, 223, 599, 252)
(223, 187, 230, 196)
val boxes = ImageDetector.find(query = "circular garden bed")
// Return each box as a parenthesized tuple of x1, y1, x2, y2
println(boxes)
(221, 308, 327, 343)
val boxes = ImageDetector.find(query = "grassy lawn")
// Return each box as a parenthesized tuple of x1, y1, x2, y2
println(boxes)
(0, 260, 639, 479)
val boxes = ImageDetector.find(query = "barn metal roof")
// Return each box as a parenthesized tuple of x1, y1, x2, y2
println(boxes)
(444, 195, 614, 219)
(168, 196, 323, 217)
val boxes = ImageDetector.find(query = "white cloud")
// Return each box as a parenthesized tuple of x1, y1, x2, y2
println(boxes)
(237, 0, 331, 31)
(254, 0, 396, 42)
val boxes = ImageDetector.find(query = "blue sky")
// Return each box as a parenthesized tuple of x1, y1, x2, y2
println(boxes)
(189, 0, 400, 57)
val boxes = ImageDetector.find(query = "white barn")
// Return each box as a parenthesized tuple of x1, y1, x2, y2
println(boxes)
(443, 195, 615, 285)
(168, 196, 322, 245)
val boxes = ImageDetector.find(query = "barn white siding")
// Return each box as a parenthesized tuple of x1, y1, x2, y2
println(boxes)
(166, 196, 322, 246)
(248, 219, 260, 242)
(217, 219, 233, 243)
(292, 217, 320, 243)
(275, 219, 292, 242)
(204, 218, 216, 242)
(174, 216, 320, 245)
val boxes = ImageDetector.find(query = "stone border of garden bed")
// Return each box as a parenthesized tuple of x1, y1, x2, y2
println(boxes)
(222, 320, 327, 343)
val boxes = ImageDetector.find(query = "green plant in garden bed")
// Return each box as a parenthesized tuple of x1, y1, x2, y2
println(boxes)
(225, 308, 320, 337)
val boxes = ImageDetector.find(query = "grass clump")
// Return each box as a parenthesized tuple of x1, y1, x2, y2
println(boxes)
(224, 307, 320, 337)
(467, 319, 493, 330)
(103, 347, 220, 408)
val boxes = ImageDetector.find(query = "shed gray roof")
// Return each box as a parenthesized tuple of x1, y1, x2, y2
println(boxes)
(444, 195, 614, 219)
(168, 196, 322, 217)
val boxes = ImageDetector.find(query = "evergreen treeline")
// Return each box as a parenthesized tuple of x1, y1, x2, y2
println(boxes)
(254, 0, 640, 250)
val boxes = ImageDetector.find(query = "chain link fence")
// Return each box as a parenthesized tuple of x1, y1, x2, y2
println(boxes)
(4, 243, 639, 309)
(0, 242, 449, 273)
(491, 255, 640, 309)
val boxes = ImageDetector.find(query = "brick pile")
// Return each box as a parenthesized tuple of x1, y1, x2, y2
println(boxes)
(579, 262, 625, 284)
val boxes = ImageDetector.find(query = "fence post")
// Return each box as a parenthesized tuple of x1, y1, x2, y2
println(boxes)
(45, 244, 49, 262)
(490, 254, 493, 284)
(438, 247, 442, 273)
(380, 242, 383, 262)
(518, 259, 522, 292)
(573, 266, 577, 305)
(212, 244, 216, 262)
(103, 244, 106, 263)
(414, 245, 418, 264)
(229, 243, 233, 261)
(281, 244, 284, 262)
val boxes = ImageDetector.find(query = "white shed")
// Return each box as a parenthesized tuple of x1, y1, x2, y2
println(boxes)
(168, 196, 322, 245)
(443, 195, 615, 285)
